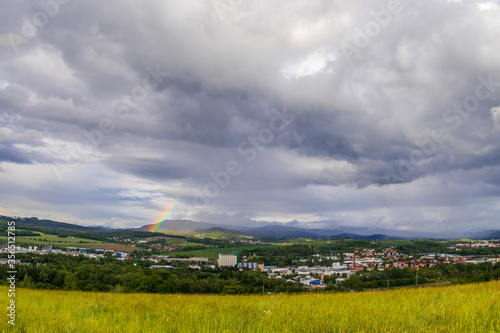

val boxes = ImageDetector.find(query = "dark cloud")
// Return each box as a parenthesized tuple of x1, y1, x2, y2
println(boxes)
(0, 142, 32, 164)
(104, 157, 188, 181)
(1, 0, 500, 231)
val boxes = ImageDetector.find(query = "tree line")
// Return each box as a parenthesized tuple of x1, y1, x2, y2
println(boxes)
(335, 262, 500, 291)
(0, 253, 302, 294)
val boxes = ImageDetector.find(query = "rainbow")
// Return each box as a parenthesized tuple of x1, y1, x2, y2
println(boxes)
(148, 196, 183, 232)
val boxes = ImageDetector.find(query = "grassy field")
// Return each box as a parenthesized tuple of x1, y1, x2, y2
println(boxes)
(0, 232, 106, 248)
(190, 230, 254, 240)
(158, 239, 204, 246)
(373, 240, 417, 247)
(0, 232, 139, 252)
(1, 281, 498, 332)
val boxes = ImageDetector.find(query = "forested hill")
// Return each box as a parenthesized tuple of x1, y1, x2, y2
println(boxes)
(0, 216, 178, 241)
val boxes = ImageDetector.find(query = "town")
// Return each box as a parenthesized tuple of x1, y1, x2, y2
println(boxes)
(2, 238, 499, 292)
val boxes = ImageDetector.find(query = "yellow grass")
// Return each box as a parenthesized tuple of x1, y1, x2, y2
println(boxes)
(1, 281, 499, 332)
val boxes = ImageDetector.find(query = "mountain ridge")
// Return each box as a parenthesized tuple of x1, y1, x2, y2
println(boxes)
(2, 215, 499, 240)
(136, 218, 500, 240)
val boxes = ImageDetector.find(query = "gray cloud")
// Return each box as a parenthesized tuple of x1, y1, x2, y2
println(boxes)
(1, 0, 500, 232)
(0, 142, 32, 164)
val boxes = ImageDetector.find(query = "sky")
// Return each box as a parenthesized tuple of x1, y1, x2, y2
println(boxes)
(1, 0, 500, 233)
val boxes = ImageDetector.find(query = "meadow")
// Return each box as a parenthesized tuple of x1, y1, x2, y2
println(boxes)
(1, 281, 499, 332)
(0, 232, 137, 251)
(0, 232, 106, 248)
(189, 230, 254, 240)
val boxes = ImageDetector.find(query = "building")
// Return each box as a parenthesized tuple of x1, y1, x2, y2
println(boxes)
(218, 254, 237, 267)
(300, 278, 323, 286)
(0, 258, 20, 265)
(237, 262, 259, 270)
(165, 257, 209, 263)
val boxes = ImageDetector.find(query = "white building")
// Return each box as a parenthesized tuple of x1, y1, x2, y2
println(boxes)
(218, 254, 237, 267)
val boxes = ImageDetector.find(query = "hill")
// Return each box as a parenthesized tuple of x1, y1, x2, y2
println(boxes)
(135, 219, 401, 240)
(139, 218, 500, 240)
(3, 215, 499, 241)
(0, 215, 169, 240)
(138, 219, 220, 233)
(467, 229, 500, 239)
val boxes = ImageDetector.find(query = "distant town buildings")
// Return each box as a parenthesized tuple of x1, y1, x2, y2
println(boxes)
(1, 239, 499, 291)
(237, 262, 258, 269)
(218, 254, 237, 267)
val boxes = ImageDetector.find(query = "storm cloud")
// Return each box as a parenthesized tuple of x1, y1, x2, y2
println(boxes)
(1, 0, 500, 232)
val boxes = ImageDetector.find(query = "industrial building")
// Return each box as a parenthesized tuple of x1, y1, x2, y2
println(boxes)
(218, 254, 237, 267)
(237, 262, 258, 269)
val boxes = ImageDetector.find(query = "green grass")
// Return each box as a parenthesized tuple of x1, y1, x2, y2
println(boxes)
(157, 238, 187, 245)
(377, 240, 415, 247)
(1, 281, 499, 332)
(0, 232, 138, 252)
(147, 238, 204, 246)
(190, 230, 254, 240)
(0, 232, 106, 248)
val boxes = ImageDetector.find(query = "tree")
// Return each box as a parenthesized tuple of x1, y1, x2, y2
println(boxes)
(222, 285, 245, 295)
(64, 273, 78, 290)
(19, 274, 35, 288)
(220, 269, 233, 279)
